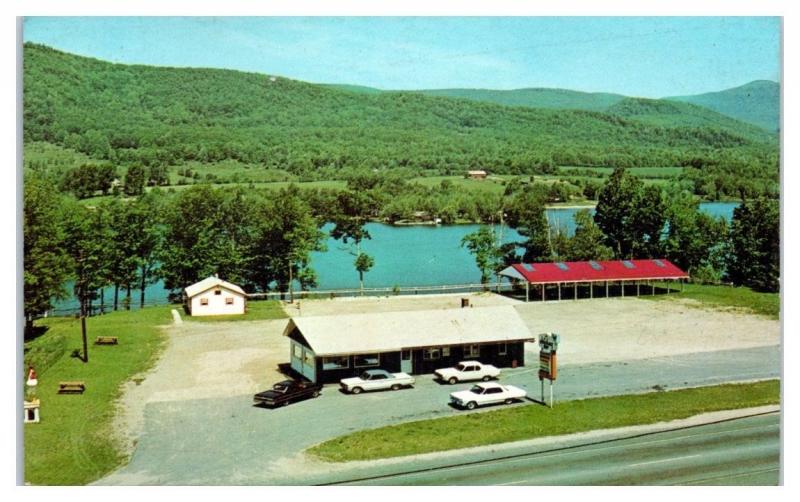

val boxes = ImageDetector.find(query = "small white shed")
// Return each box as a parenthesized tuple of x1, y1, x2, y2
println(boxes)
(184, 276, 247, 316)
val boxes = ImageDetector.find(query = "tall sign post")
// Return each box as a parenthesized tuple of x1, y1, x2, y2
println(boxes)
(538, 333, 560, 408)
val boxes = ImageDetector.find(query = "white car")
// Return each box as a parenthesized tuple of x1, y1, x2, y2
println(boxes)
(434, 361, 500, 384)
(340, 369, 416, 394)
(449, 382, 527, 410)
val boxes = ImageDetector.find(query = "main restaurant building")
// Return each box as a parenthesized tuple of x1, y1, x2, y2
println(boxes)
(282, 305, 534, 384)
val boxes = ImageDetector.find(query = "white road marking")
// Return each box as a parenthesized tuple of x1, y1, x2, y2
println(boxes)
(628, 454, 700, 467)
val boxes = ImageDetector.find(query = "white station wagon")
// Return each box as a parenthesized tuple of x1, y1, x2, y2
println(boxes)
(449, 382, 527, 410)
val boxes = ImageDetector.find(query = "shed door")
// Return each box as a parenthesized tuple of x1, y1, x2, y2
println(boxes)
(401, 349, 413, 374)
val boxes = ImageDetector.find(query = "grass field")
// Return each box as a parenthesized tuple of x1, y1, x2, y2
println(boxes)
(644, 282, 780, 319)
(308, 380, 780, 462)
(183, 299, 287, 322)
(23, 306, 172, 485)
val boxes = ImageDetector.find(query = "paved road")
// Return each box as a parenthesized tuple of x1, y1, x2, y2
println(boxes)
(97, 346, 779, 485)
(316, 413, 780, 486)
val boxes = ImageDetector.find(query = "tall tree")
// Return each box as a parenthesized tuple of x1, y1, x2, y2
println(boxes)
(461, 226, 503, 284)
(632, 184, 667, 258)
(594, 167, 643, 258)
(62, 201, 112, 362)
(567, 209, 614, 261)
(124, 165, 146, 196)
(663, 196, 728, 282)
(354, 252, 375, 294)
(506, 188, 552, 263)
(159, 185, 250, 299)
(331, 189, 374, 289)
(23, 175, 69, 332)
(727, 197, 779, 292)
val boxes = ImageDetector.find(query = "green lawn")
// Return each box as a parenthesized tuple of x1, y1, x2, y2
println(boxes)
(23, 306, 173, 485)
(308, 380, 780, 462)
(183, 299, 288, 322)
(644, 282, 780, 319)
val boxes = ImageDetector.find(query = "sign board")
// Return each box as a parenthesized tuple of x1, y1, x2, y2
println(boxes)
(538, 333, 559, 381)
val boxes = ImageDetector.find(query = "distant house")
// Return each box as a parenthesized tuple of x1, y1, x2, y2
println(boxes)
(467, 170, 488, 180)
(184, 275, 246, 316)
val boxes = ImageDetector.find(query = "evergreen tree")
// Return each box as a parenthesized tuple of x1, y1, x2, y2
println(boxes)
(567, 209, 614, 261)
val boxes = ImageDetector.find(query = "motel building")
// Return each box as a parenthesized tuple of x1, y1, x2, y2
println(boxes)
(183, 275, 247, 316)
(499, 259, 690, 302)
(282, 305, 534, 384)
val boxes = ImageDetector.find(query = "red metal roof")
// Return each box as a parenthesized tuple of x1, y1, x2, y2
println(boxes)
(505, 259, 689, 284)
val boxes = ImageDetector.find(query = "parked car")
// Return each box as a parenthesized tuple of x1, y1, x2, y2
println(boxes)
(340, 369, 416, 394)
(449, 382, 527, 410)
(434, 361, 500, 384)
(253, 380, 322, 407)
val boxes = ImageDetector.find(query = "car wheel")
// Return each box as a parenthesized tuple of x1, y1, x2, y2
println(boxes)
(311, 390, 320, 398)
(391, 384, 401, 391)
(466, 401, 477, 410)
(351, 387, 363, 395)
(482, 375, 492, 382)
(504, 398, 514, 405)
(282, 400, 290, 407)
(448, 377, 458, 385)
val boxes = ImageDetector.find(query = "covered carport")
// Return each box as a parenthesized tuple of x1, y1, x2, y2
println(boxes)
(499, 259, 689, 302)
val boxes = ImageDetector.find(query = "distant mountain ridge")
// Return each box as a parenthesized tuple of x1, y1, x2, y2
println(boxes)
(23, 43, 777, 176)
(326, 81, 779, 134)
(666, 80, 779, 132)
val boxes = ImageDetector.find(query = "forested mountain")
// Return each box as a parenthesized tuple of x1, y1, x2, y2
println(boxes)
(606, 98, 775, 142)
(666, 80, 780, 132)
(412, 88, 626, 112)
(24, 43, 777, 176)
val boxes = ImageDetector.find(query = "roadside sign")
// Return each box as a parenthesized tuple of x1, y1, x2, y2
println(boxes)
(537, 333, 560, 408)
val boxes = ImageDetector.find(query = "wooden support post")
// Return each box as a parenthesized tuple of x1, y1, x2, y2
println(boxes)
(590, 282, 594, 299)
(558, 283, 562, 301)
(621, 280, 625, 297)
(652, 280, 655, 295)
(525, 282, 529, 302)
(605, 281, 609, 298)
(667, 280, 671, 294)
(574, 282, 577, 300)
(637, 282, 640, 296)
(541, 284, 545, 302)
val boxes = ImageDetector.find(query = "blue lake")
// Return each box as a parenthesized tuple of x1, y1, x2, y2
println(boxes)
(51, 202, 739, 313)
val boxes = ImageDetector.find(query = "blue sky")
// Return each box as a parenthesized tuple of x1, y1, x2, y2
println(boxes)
(22, 17, 780, 97)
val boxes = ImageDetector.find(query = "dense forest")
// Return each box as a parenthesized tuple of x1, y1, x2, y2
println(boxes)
(24, 43, 778, 185)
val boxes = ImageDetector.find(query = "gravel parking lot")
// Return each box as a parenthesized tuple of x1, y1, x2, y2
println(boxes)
(102, 293, 780, 484)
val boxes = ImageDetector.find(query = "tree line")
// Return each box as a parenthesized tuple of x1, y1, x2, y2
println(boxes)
(461, 166, 779, 292)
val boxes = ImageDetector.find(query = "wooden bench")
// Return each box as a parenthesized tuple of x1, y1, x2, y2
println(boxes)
(58, 381, 86, 394)
(95, 336, 118, 345)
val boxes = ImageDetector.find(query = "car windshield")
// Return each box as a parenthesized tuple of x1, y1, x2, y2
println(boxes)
(272, 384, 288, 393)
(469, 385, 484, 394)
(456, 364, 466, 371)
(360, 372, 372, 380)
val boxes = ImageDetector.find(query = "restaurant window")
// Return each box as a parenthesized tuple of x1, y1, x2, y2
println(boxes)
(464, 344, 480, 358)
(322, 356, 349, 370)
(423, 348, 441, 360)
(200, 298, 209, 306)
(354, 354, 380, 367)
(441, 347, 450, 357)
(225, 297, 234, 305)
(498, 343, 508, 356)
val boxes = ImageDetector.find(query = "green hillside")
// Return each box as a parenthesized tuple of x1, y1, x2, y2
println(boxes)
(23, 43, 776, 176)
(414, 87, 626, 112)
(667, 80, 779, 132)
(607, 97, 776, 143)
